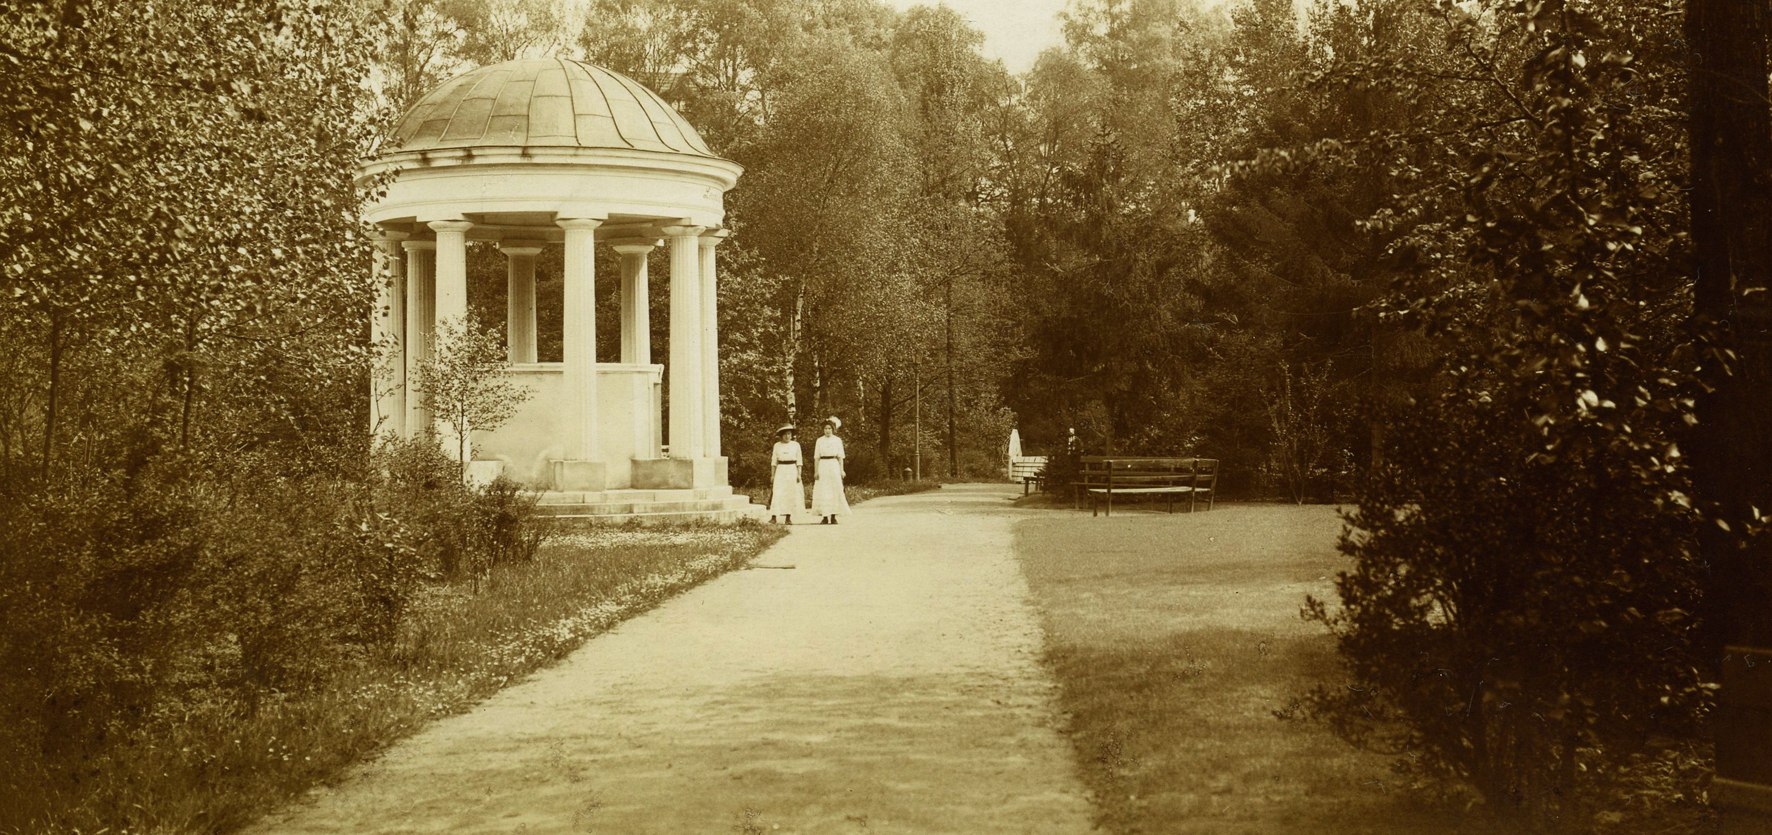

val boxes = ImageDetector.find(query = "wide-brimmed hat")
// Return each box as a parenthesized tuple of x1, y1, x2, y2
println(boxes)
(825, 416, 842, 430)
(775, 424, 797, 435)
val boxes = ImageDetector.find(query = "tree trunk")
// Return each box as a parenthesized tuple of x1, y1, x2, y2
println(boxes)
(914, 361, 922, 481)
(878, 372, 893, 470)
(812, 344, 824, 419)
(945, 274, 957, 479)
(179, 321, 199, 449)
(786, 281, 804, 421)
(1686, 0, 1772, 660)
(1103, 396, 1117, 457)
(41, 312, 62, 479)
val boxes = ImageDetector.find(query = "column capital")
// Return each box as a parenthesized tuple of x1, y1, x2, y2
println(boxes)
(427, 219, 474, 234)
(660, 224, 706, 239)
(556, 217, 605, 231)
(402, 239, 436, 253)
(699, 228, 731, 248)
(498, 241, 546, 257)
(372, 229, 410, 244)
(609, 238, 662, 256)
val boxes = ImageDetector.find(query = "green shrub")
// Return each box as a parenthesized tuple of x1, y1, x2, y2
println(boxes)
(0, 438, 552, 831)
(1038, 450, 1080, 497)
(370, 438, 548, 582)
(1307, 3, 1711, 829)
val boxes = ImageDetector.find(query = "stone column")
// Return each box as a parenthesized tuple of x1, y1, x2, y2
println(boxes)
(662, 225, 705, 461)
(699, 229, 729, 458)
(429, 220, 474, 460)
(613, 238, 659, 460)
(371, 231, 408, 440)
(501, 242, 543, 364)
(402, 239, 436, 437)
(557, 217, 605, 489)
(613, 240, 656, 364)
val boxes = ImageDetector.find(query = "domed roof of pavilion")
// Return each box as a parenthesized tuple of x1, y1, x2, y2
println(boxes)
(389, 58, 716, 157)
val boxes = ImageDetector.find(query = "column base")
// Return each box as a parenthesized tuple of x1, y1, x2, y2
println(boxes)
(552, 460, 609, 491)
(631, 457, 728, 490)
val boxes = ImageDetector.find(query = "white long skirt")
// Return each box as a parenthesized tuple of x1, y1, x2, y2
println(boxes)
(810, 458, 850, 516)
(769, 463, 804, 517)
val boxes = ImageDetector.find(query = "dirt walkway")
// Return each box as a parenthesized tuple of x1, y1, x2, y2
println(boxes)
(254, 484, 1095, 834)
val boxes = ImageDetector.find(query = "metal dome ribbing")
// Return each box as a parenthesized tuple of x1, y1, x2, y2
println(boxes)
(391, 58, 715, 157)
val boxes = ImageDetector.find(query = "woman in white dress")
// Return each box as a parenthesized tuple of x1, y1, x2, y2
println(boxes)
(810, 417, 850, 524)
(768, 424, 805, 524)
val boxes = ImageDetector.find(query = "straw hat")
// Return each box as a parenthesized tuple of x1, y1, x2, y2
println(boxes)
(776, 424, 796, 436)
(825, 416, 842, 430)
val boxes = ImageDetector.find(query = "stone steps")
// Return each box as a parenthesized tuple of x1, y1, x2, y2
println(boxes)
(534, 489, 766, 525)
(535, 498, 751, 517)
(537, 487, 735, 505)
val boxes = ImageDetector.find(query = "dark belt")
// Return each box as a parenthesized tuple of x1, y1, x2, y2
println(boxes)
(775, 460, 796, 464)
(819, 456, 840, 459)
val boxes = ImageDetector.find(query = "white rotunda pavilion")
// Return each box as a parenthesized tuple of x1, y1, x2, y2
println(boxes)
(362, 58, 753, 521)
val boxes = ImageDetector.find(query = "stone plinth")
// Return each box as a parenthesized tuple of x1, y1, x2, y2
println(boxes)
(552, 460, 609, 492)
(631, 457, 727, 490)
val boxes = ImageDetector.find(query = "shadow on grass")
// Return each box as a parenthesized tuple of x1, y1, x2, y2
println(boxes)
(1013, 509, 1509, 835)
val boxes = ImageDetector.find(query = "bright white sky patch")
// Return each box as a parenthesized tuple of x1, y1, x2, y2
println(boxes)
(883, 0, 1069, 75)
(883, 0, 1251, 76)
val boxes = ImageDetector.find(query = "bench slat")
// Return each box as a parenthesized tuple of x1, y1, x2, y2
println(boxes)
(1086, 486, 1193, 495)
(1072, 456, 1219, 516)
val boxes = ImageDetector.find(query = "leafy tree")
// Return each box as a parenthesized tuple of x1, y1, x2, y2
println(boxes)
(728, 38, 917, 425)
(0, 0, 402, 825)
(373, 0, 469, 117)
(1263, 361, 1336, 504)
(411, 315, 532, 479)
(443, 0, 572, 64)
(1305, 0, 1710, 826)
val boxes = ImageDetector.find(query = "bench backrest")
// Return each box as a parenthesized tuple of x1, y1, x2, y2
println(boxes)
(1077, 456, 1211, 486)
(1009, 456, 1048, 478)
(1190, 458, 1218, 492)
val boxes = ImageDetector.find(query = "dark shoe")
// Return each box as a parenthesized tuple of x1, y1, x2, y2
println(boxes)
(769, 516, 777, 524)
(831, 516, 839, 525)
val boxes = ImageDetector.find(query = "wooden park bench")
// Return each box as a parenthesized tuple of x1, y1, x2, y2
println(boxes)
(1010, 455, 1049, 495)
(1074, 456, 1218, 516)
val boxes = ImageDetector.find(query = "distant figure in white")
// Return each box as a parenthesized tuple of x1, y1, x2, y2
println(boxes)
(768, 424, 805, 524)
(811, 416, 850, 525)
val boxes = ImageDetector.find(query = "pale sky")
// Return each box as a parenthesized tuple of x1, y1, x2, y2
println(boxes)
(883, 0, 1248, 75)
(883, 0, 1070, 75)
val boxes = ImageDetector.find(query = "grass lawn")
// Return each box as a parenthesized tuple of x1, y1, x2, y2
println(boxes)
(1013, 503, 1503, 834)
(19, 523, 783, 834)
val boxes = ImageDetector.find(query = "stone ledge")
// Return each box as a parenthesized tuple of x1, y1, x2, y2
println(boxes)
(631, 456, 727, 490)
(551, 460, 608, 491)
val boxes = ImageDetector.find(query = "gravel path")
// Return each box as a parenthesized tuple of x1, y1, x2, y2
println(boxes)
(253, 484, 1095, 834)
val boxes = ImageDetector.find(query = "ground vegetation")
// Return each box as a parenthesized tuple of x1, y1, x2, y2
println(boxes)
(4, 0, 1766, 829)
